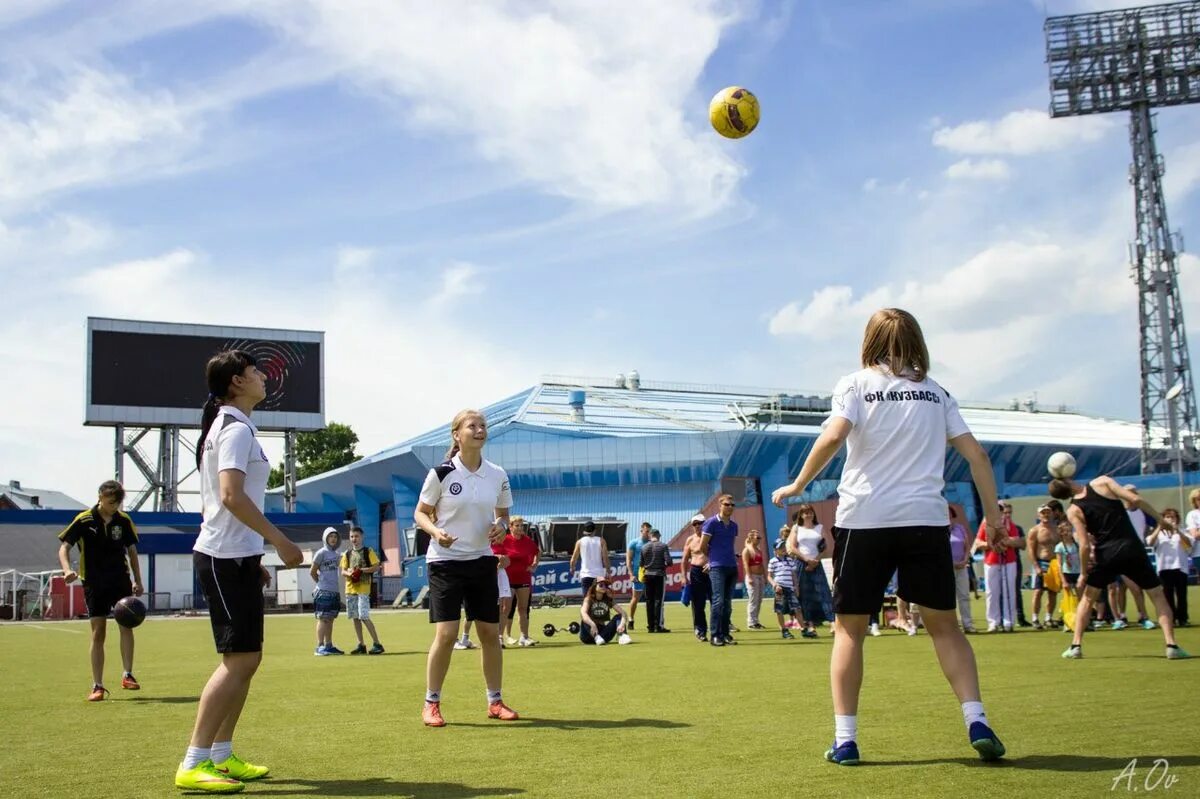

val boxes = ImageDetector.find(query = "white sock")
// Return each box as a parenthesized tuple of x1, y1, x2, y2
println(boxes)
(210, 741, 233, 765)
(425, 690, 440, 703)
(183, 746, 210, 769)
(834, 714, 857, 745)
(487, 690, 502, 703)
(962, 701, 987, 728)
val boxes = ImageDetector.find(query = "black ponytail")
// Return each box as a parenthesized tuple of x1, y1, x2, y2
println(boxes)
(197, 350, 257, 469)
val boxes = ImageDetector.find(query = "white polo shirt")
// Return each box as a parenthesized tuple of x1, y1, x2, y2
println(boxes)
(419, 454, 513, 563)
(195, 406, 271, 558)
(827, 367, 970, 529)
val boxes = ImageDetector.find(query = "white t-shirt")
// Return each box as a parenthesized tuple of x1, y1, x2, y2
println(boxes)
(419, 454, 512, 563)
(312, 546, 341, 592)
(195, 406, 271, 558)
(827, 367, 970, 529)
(578, 536, 607, 578)
(1187, 509, 1200, 556)
(1153, 531, 1190, 572)
(792, 524, 824, 559)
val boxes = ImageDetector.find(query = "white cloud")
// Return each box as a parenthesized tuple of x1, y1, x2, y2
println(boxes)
(933, 109, 1112, 156)
(66, 248, 199, 311)
(945, 158, 1011, 181)
(230, 0, 747, 216)
(429, 261, 485, 308)
(0, 67, 199, 206)
(766, 237, 1138, 400)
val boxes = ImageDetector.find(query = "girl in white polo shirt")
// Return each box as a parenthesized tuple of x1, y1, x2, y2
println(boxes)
(772, 308, 1008, 766)
(175, 350, 303, 794)
(415, 409, 516, 727)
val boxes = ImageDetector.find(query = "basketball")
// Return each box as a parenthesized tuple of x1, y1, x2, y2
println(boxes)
(1047, 451, 1076, 479)
(709, 86, 760, 139)
(113, 596, 146, 629)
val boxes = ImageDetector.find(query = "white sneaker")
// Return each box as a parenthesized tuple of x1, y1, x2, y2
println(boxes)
(906, 623, 917, 636)
(595, 637, 606, 646)
(518, 636, 537, 647)
(499, 635, 506, 648)
(453, 638, 475, 650)
(869, 623, 881, 637)
(618, 633, 632, 645)
(505, 636, 519, 646)
(986, 624, 998, 633)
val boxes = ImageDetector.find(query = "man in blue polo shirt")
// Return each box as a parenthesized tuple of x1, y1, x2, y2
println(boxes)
(625, 522, 651, 631)
(700, 495, 739, 647)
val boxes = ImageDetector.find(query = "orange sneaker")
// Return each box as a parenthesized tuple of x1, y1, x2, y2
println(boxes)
(422, 701, 446, 727)
(121, 674, 140, 690)
(87, 686, 110, 702)
(487, 700, 519, 721)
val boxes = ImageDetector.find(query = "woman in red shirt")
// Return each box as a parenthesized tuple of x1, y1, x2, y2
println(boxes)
(494, 517, 541, 647)
(971, 502, 1022, 632)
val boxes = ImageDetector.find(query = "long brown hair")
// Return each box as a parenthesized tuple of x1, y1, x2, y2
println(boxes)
(445, 409, 486, 459)
(585, 580, 614, 604)
(861, 308, 930, 382)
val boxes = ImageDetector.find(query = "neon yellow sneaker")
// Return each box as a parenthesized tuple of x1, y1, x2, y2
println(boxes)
(215, 753, 270, 781)
(174, 759, 244, 793)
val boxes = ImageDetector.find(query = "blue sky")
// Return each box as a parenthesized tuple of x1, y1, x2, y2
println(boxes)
(2, 0, 1199, 505)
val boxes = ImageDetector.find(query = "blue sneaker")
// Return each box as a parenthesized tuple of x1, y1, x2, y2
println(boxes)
(314, 645, 329, 656)
(1111, 619, 1128, 630)
(325, 645, 345, 655)
(824, 740, 861, 766)
(968, 722, 1006, 761)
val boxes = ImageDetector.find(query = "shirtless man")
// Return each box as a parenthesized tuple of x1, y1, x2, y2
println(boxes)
(680, 514, 711, 642)
(1026, 505, 1061, 629)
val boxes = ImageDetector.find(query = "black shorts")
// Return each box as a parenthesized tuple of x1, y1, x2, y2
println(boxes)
(1086, 540, 1162, 591)
(194, 552, 265, 653)
(831, 526, 956, 614)
(428, 557, 500, 624)
(83, 575, 133, 618)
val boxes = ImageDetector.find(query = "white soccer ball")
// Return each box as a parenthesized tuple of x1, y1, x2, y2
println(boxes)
(1048, 451, 1076, 479)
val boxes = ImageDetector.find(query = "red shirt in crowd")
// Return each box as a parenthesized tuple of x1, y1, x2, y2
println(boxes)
(493, 533, 540, 585)
(975, 519, 1019, 566)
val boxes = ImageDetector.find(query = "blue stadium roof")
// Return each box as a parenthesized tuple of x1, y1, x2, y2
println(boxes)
(277, 375, 1142, 516)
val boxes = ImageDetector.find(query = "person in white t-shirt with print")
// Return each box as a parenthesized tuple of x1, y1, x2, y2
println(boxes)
(175, 350, 303, 794)
(414, 409, 517, 728)
(772, 308, 1008, 767)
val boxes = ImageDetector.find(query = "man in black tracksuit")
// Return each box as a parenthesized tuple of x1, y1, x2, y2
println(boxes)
(640, 529, 672, 633)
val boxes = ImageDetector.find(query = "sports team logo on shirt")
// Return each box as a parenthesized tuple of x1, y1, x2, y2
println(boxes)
(110, 525, 123, 541)
(449, 482, 463, 495)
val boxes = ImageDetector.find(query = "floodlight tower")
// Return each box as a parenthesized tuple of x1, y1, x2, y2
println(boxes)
(1046, 1, 1200, 473)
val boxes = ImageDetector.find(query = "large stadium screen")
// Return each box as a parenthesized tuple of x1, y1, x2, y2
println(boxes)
(86, 318, 325, 431)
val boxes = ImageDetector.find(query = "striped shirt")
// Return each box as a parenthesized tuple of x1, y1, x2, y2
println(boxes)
(768, 556, 796, 591)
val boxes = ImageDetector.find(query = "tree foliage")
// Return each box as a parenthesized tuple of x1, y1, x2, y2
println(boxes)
(268, 422, 361, 489)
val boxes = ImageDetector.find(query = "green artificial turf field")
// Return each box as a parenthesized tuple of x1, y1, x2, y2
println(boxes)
(2, 595, 1197, 798)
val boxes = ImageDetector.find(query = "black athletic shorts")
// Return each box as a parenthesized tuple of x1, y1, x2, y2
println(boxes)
(83, 575, 133, 618)
(428, 556, 500, 624)
(1085, 539, 1162, 591)
(194, 552, 265, 653)
(831, 526, 956, 614)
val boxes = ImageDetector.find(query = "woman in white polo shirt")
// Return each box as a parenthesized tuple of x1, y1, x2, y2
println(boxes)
(414, 409, 516, 728)
(175, 350, 303, 794)
(772, 308, 1008, 767)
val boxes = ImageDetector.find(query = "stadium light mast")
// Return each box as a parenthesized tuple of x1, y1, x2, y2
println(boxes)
(1046, 0, 1200, 474)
